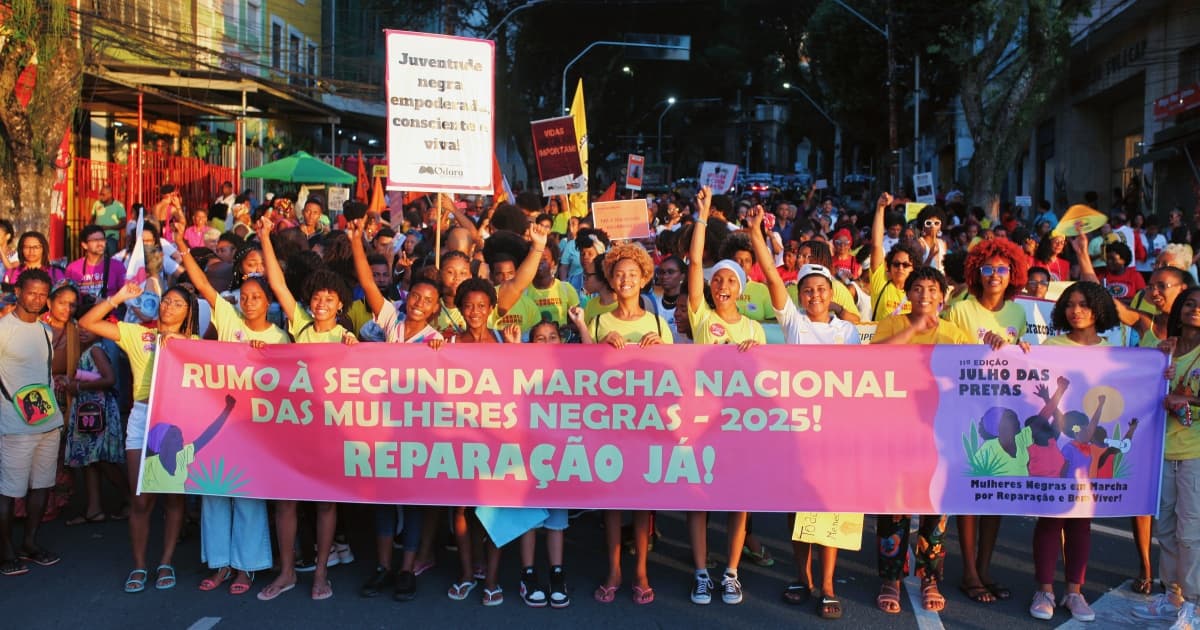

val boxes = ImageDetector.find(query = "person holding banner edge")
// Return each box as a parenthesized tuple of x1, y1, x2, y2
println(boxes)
(257, 217, 357, 602)
(591, 241, 673, 606)
(684, 186, 763, 607)
(174, 220, 285, 599)
(79, 279, 201, 593)
(748, 203, 859, 619)
(872, 266, 972, 614)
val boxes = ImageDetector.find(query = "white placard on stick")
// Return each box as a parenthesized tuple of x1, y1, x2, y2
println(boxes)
(913, 172, 936, 204)
(384, 30, 494, 195)
(698, 162, 739, 193)
(592, 199, 653, 241)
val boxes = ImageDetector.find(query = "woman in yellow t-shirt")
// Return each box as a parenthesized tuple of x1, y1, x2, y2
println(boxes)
(1153, 286, 1200, 620)
(258, 218, 356, 601)
(176, 221, 286, 598)
(871, 266, 968, 615)
(80, 280, 201, 593)
(522, 242, 581, 328)
(592, 242, 671, 606)
(869, 192, 918, 321)
(682, 187, 763, 607)
(941, 237, 1029, 606)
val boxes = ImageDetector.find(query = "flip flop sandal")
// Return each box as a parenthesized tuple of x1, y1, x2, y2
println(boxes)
(412, 560, 435, 576)
(447, 580, 477, 601)
(877, 583, 902, 614)
(818, 595, 844, 619)
(632, 585, 655, 605)
(199, 567, 233, 591)
(1132, 577, 1153, 595)
(66, 512, 107, 526)
(782, 582, 812, 605)
(312, 579, 333, 601)
(959, 583, 996, 604)
(17, 548, 60, 567)
(124, 568, 147, 593)
(155, 565, 176, 590)
(593, 585, 618, 603)
(983, 582, 1011, 600)
(254, 580, 294, 600)
(482, 586, 504, 606)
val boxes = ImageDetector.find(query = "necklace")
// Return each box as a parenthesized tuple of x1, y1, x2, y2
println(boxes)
(662, 293, 678, 309)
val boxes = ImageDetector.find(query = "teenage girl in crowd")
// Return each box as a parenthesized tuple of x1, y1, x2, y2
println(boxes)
(80, 280, 201, 593)
(175, 222, 284, 598)
(749, 205, 858, 620)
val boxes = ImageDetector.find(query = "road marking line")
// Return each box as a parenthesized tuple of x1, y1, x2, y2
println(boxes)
(187, 617, 221, 630)
(1090, 522, 1157, 544)
(1056, 580, 1154, 629)
(903, 575, 946, 630)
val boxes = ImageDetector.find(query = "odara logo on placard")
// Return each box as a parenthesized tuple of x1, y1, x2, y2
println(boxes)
(418, 165, 464, 177)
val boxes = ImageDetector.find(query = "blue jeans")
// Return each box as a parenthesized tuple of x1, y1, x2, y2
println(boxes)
(200, 496, 272, 572)
(375, 506, 422, 551)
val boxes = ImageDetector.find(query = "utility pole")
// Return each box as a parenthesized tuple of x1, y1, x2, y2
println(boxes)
(886, 0, 897, 193)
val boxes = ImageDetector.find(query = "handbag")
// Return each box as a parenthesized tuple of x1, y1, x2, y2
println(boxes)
(74, 400, 105, 434)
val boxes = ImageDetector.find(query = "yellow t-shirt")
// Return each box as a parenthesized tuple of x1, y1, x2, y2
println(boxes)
(1041, 335, 1112, 347)
(213, 299, 290, 344)
(141, 443, 196, 493)
(689, 300, 765, 346)
(289, 303, 351, 344)
(1167, 345, 1200, 460)
(735, 281, 775, 322)
(489, 293, 542, 332)
(524, 279, 581, 327)
(868, 263, 909, 321)
(436, 303, 467, 335)
(1140, 327, 1161, 348)
(593, 310, 675, 344)
(787, 281, 861, 319)
(116, 323, 161, 402)
(584, 295, 618, 324)
(871, 314, 974, 345)
(942, 296, 1027, 345)
(347, 299, 374, 337)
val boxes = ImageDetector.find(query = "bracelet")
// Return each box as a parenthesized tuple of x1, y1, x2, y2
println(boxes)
(180, 248, 191, 257)
(105, 297, 117, 308)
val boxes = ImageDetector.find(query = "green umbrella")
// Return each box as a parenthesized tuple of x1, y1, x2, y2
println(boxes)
(242, 151, 357, 184)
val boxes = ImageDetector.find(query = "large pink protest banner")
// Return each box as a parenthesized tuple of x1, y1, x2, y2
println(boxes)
(141, 340, 1168, 517)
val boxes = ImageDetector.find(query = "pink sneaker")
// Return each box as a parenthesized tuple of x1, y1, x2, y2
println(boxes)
(1060, 592, 1095, 622)
(1029, 591, 1055, 620)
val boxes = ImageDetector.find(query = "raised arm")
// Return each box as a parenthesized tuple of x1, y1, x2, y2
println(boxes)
(871, 192, 893, 274)
(496, 223, 549, 314)
(257, 217, 298, 319)
(688, 186, 712, 314)
(1070, 233, 1099, 284)
(1033, 376, 1069, 435)
(441, 194, 483, 250)
(79, 281, 143, 342)
(194, 394, 236, 453)
(347, 219, 385, 317)
(1078, 394, 1106, 443)
(746, 206, 789, 310)
(172, 220, 219, 308)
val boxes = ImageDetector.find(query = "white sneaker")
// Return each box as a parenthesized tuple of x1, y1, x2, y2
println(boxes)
(720, 572, 743, 605)
(335, 543, 355, 565)
(1170, 602, 1198, 630)
(690, 573, 713, 605)
(1029, 591, 1055, 620)
(1061, 592, 1095, 622)
(1136, 593, 1183, 620)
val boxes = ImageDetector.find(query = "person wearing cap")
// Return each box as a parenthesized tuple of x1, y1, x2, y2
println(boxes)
(869, 192, 920, 321)
(747, 205, 858, 620)
(683, 187, 764, 607)
(784, 241, 862, 324)
(871, 266, 972, 615)
(829, 228, 860, 283)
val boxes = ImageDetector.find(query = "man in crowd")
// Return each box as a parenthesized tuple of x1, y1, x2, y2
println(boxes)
(0, 269, 62, 576)
(89, 185, 127, 256)
(65, 225, 125, 299)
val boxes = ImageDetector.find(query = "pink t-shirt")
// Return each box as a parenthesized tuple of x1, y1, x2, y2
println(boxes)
(1027, 443, 1065, 478)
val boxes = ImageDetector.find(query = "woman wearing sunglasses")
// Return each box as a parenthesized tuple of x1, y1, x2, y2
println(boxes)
(942, 238, 1030, 605)
(915, 206, 948, 272)
(869, 192, 922, 321)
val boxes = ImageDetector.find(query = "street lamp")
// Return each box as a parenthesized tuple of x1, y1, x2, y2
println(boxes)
(657, 97, 676, 163)
(781, 82, 842, 189)
(484, 0, 547, 40)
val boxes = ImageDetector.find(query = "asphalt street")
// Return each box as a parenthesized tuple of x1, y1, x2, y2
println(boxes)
(0, 504, 1176, 629)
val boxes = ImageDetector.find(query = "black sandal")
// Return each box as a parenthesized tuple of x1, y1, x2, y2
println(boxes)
(959, 583, 995, 604)
(782, 582, 811, 605)
(983, 581, 1011, 600)
(1132, 577, 1152, 595)
(818, 594, 843, 619)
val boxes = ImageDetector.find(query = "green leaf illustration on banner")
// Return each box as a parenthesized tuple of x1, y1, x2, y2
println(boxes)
(189, 458, 249, 496)
(962, 421, 1008, 477)
(1111, 424, 1131, 479)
